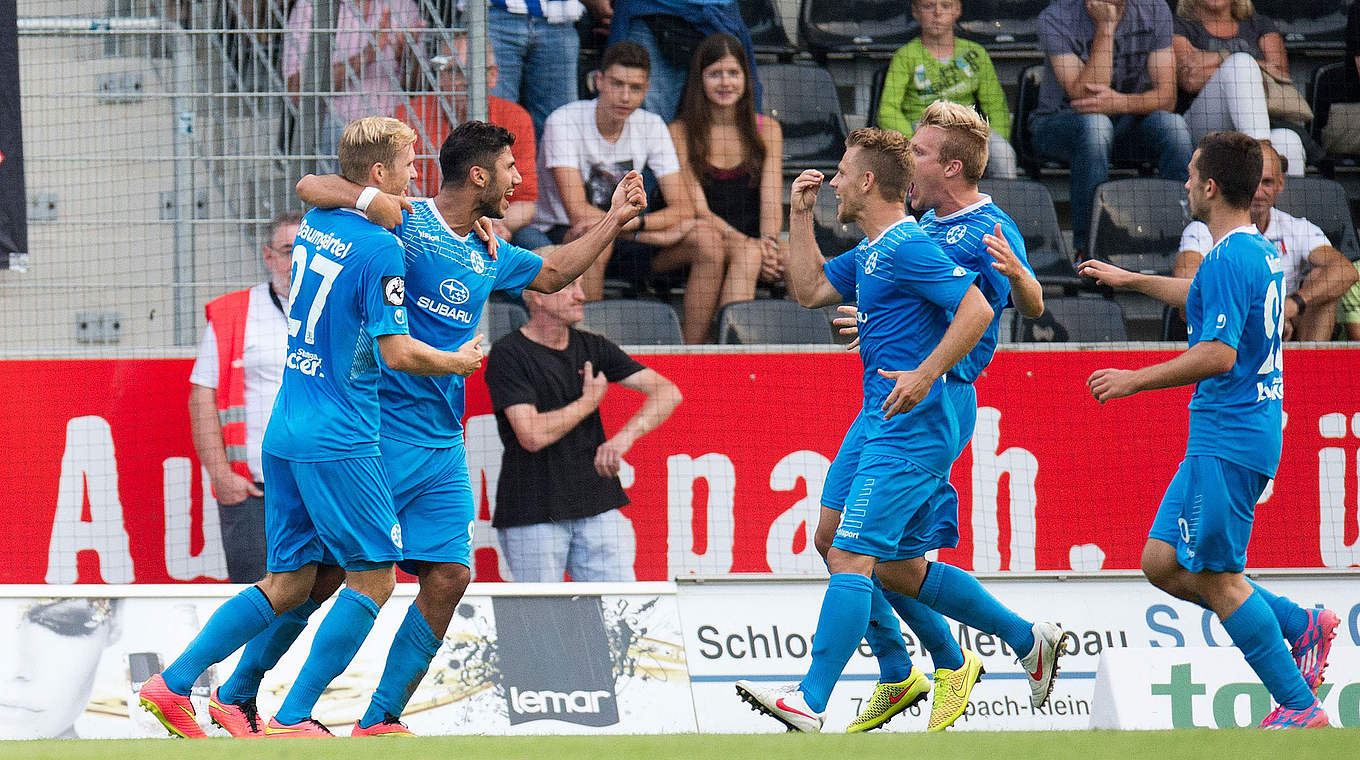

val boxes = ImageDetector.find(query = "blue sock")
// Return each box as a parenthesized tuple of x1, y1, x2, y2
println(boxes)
(1247, 581, 1309, 642)
(217, 598, 320, 704)
(1221, 590, 1313, 710)
(274, 588, 381, 725)
(917, 562, 1034, 656)
(798, 573, 873, 713)
(880, 582, 964, 671)
(162, 585, 275, 695)
(864, 583, 914, 683)
(359, 603, 441, 728)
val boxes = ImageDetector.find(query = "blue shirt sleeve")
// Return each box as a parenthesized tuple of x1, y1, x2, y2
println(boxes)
(363, 237, 410, 339)
(493, 239, 546, 296)
(823, 252, 857, 301)
(895, 239, 978, 312)
(1192, 252, 1247, 349)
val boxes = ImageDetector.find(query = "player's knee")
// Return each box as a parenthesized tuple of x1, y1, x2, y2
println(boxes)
(309, 564, 346, 604)
(424, 562, 472, 600)
(348, 566, 397, 606)
(259, 574, 312, 613)
(1140, 547, 1176, 590)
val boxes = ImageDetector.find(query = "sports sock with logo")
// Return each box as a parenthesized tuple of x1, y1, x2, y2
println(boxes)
(864, 584, 915, 683)
(216, 598, 320, 704)
(161, 585, 276, 696)
(879, 580, 964, 671)
(1221, 590, 1314, 710)
(917, 562, 1034, 656)
(1247, 581, 1310, 642)
(359, 603, 441, 728)
(799, 573, 873, 713)
(273, 588, 381, 725)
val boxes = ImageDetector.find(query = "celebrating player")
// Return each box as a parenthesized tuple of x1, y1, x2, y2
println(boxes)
(737, 127, 1062, 733)
(1080, 131, 1337, 729)
(139, 117, 486, 738)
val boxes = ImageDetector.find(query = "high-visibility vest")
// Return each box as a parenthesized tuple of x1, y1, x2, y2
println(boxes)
(205, 288, 254, 482)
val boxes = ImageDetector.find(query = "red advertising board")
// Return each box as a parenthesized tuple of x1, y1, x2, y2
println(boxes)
(0, 349, 1353, 584)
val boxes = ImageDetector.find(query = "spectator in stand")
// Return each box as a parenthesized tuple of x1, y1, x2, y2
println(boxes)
(399, 34, 550, 251)
(1350, 1, 1360, 92)
(606, 0, 761, 121)
(1175, 141, 1357, 341)
(189, 213, 300, 583)
(534, 41, 740, 344)
(669, 33, 782, 289)
(876, 0, 1018, 179)
(1031, 0, 1193, 256)
(1170, 0, 1305, 177)
(283, 0, 423, 158)
(488, 0, 613, 137)
(487, 277, 681, 582)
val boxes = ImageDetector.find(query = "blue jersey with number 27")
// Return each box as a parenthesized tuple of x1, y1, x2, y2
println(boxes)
(263, 207, 410, 462)
(1183, 225, 1284, 478)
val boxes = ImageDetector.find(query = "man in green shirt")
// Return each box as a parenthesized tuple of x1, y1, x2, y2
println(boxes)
(877, 0, 1017, 179)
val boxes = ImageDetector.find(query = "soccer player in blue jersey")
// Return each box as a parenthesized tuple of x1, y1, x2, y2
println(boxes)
(737, 127, 1060, 733)
(139, 117, 490, 739)
(201, 120, 648, 737)
(823, 101, 1052, 733)
(1079, 131, 1336, 729)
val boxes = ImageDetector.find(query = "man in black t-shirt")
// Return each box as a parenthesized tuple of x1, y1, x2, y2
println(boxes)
(486, 279, 682, 581)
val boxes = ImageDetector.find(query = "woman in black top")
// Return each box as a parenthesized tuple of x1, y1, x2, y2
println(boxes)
(670, 33, 786, 289)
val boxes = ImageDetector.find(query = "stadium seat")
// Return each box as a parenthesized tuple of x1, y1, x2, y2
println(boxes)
(978, 178, 1083, 290)
(717, 299, 837, 344)
(1251, 0, 1349, 52)
(762, 63, 849, 173)
(740, 0, 800, 60)
(866, 62, 890, 128)
(1272, 176, 1360, 261)
(1160, 304, 1188, 342)
(958, 0, 1048, 53)
(483, 301, 528, 344)
(1088, 178, 1191, 277)
(812, 185, 864, 256)
(579, 299, 685, 345)
(798, 0, 918, 62)
(1016, 296, 1128, 342)
(1308, 62, 1360, 157)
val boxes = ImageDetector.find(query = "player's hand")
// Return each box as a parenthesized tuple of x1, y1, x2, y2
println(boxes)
(610, 170, 648, 222)
(211, 471, 263, 506)
(594, 437, 631, 478)
(878, 367, 932, 419)
(471, 216, 501, 259)
(453, 334, 485, 377)
(1078, 259, 1137, 289)
(580, 360, 608, 408)
(1087, 368, 1140, 403)
(364, 192, 413, 230)
(985, 224, 1026, 279)
(790, 170, 823, 214)
(833, 304, 860, 350)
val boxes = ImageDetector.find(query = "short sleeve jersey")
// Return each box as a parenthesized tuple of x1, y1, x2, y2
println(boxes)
(1183, 226, 1284, 477)
(1180, 208, 1330, 296)
(919, 196, 1032, 383)
(1036, 0, 1173, 116)
(486, 328, 646, 528)
(380, 198, 545, 447)
(1172, 14, 1277, 59)
(823, 216, 978, 476)
(263, 208, 409, 462)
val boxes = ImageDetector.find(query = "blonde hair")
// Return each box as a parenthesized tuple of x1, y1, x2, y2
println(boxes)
(917, 100, 991, 184)
(1176, 0, 1255, 21)
(846, 127, 914, 203)
(338, 116, 418, 185)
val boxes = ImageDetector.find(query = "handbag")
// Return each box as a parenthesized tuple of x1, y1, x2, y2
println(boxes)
(640, 14, 706, 69)
(1321, 102, 1360, 156)
(1259, 67, 1312, 123)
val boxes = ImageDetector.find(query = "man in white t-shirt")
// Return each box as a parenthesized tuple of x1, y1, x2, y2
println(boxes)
(188, 213, 299, 582)
(534, 41, 749, 344)
(1175, 141, 1358, 341)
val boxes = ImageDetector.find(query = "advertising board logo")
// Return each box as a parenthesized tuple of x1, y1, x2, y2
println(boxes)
(440, 278, 470, 305)
(493, 596, 620, 727)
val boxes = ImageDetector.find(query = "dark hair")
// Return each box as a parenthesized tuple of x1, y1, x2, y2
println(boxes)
(846, 127, 913, 203)
(267, 212, 303, 243)
(676, 33, 765, 187)
(1194, 131, 1261, 210)
(601, 41, 650, 75)
(439, 120, 515, 189)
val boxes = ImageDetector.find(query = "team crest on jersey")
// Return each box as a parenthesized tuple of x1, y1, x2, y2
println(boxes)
(440, 278, 471, 305)
(382, 276, 406, 306)
(391, 523, 403, 549)
(468, 249, 487, 274)
(952, 266, 967, 277)
(863, 251, 879, 274)
(945, 224, 968, 244)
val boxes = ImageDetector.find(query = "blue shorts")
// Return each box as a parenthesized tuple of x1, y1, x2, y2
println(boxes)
(381, 437, 475, 573)
(1148, 455, 1268, 573)
(822, 416, 866, 509)
(263, 453, 402, 573)
(833, 454, 955, 561)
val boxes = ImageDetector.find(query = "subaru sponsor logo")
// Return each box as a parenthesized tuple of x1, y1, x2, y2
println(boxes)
(440, 278, 470, 305)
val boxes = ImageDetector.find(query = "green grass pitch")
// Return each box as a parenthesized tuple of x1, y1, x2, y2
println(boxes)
(5, 730, 1359, 760)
